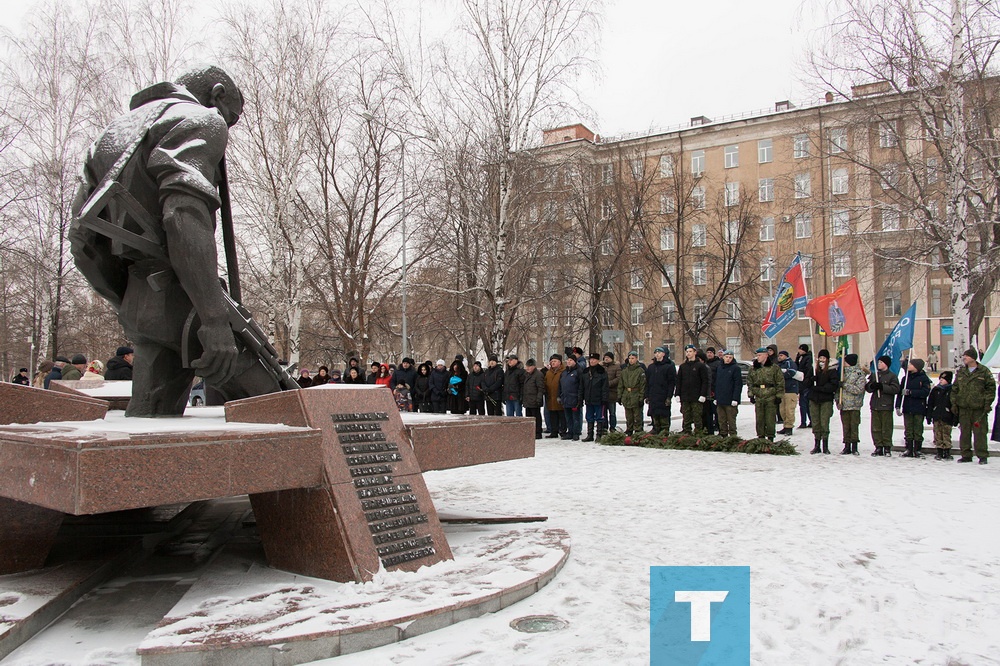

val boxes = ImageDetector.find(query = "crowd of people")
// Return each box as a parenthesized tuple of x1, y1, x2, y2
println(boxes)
(13, 340, 1000, 463)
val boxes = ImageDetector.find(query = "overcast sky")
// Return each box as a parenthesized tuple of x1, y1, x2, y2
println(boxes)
(0, 0, 822, 137)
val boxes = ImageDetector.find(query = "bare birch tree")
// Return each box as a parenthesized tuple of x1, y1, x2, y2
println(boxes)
(807, 0, 1000, 364)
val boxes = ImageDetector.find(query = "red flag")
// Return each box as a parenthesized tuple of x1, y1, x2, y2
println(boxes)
(804, 277, 869, 336)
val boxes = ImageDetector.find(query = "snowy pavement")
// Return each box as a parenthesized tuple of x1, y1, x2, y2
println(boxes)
(327, 406, 1000, 665)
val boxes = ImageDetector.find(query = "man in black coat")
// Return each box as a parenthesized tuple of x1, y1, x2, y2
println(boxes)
(483, 355, 504, 416)
(676, 345, 710, 434)
(104, 346, 135, 380)
(581, 353, 609, 441)
(645, 347, 676, 434)
(796, 344, 814, 428)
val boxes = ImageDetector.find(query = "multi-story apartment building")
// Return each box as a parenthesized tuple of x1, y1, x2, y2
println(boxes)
(526, 86, 996, 363)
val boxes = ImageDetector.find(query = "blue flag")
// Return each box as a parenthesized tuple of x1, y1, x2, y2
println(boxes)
(872, 302, 916, 375)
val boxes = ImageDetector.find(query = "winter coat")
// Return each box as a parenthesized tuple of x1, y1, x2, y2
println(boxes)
(705, 357, 722, 391)
(346, 360, 366, 383)
(521, 368, 546, 408)
(713, 359, 743, 406)
(581, 363, 609, 406)
(619, 363, 647, 409)
(558, 363, 583, 410)
(837, 364, 868, 411)
(795, 351, 814, 388)
(297, 376, 313, 388)
(429, 367, 450, 402)
(104, 355, 133, 380)
(61, 364, 83, 382)
(927, 384, 956, 426)
(644, 357, 676, 417)
(483, 364, 504, 404)
(544, 365, 564, 412)
(11, 373, 30, 386)
(466, 369, 486, 401)
(390, 364, 417, 391)
(778, 358, 800, 394)
(413, 366, 432, 406)
(951, 363, 996, 417)
(865, 368, 900, 411)
(503, 364, 526, 402)
(747, 359, 783, 402)
(342, 371, 366, 385)
(993, 377, 1000, 442)
(44, 366, 62, 389)
(895, 370, 931, 415)
(603, 361, 622, 402)
(809, 367, 840, 403)
(676, 359, 710, 403)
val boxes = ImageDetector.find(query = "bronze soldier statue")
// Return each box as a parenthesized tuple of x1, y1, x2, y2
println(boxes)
(70, 65, 295, 417)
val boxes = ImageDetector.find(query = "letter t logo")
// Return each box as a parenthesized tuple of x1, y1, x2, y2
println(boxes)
(674, 590, 729, 641)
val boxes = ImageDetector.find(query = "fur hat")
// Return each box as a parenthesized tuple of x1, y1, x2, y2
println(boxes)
(589, 352, 601, 360)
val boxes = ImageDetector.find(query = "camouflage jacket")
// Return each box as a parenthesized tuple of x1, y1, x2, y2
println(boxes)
(747, 361, 783, 401)
(952, 363, 996, 415)
(837, 364, 868, 411)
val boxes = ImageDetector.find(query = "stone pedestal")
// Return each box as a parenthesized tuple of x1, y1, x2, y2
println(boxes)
(226, 386, 453, 582)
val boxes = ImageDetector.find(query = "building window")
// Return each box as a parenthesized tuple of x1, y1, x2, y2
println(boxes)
(660, 194, 676, 214)
(761, 257, 775, 281)
(600, 238, 612, 255)
(630, 158, 644, 180)
(693, 261, 707, 285)
(829, 127, 847, 153)
(660, 228, 675, 251)
(930, 288, 942, 316)
(726, 337, 742, 357)
(631, 272, 644, 290)
(879, 121, 898, 148)
(832, 209, 850, 236)
(880, 163, 898, 190)
(758, 178, 774, 202)
(795, 213, 812, 238)
(659, 154, 674, 178)
(728, 260, 742, 283)
(800, 253, 813, 278)
(882, 206, 901, 231)
(758, 138, 773, 163)
(662, 302, 676, 324)
(793, 133, 810, 158)
(661, 263, 676, 286)
(724, 219, 740, 245)
(926, 157, 938, 184)
(759, 217, 775, 241)
(601, 163, 614, 185)
(726, 299, 740, 320)
(794, 172, 811, 198)
(724, 182, 739, 207)
(884, 292, 902, 317)
(629, 231, 642, 254)
(693, 298, 707, 323)
(692, 223, 706, 247)
(631, 303, 644, 326)
(724, 145, 739, 168)
(691, 186, 706, 210)
(544, 200, 558, 221)
(602, 199, 614, 219)
(691, 150, 705, 176)
(833, 251, 851, 277)
(761, 299, 772, 319)
(601, 306, 614, 327)
(832, 168, 848, 194)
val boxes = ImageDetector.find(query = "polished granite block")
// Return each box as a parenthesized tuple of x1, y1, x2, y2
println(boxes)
(0, 383, 108, 425)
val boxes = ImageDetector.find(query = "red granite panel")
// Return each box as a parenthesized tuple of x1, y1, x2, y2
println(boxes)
(50, 380, 131, 410)
(0, 428, 78, 512)
(227, 387, 453, 582)
(406, 417, 535, 472)
(0, 383, 107, 425)
(0, 497, 64, 574)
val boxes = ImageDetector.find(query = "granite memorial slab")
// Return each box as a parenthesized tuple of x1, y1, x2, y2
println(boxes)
(225, 385, 453, 583)
(50, 379, 132, 410)
(0, 382, 108, 425)
(402, 413, 535, 472)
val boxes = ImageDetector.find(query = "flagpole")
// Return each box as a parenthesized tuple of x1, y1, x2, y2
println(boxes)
(800, 251, 816, 356)
(897, 348, 912, 415)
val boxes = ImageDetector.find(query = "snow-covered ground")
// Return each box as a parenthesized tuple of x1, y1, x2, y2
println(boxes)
(326, 406, 1000, 665)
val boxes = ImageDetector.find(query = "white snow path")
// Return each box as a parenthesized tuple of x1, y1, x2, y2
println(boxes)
(327, 409, 1000, 665)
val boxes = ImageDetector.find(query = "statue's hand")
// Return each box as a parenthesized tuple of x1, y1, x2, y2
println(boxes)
(191, 324, 239, 385)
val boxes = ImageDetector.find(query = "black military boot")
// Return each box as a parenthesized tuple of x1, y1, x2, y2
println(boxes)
(582, 423, 594, 442)
(596, 421, 608, 441)
(851, 442, 859, 456)
(810, 439, 821, 454)
(884, 445, 892, 457)
(822, 438, 830, 454)
(941, 447, 953, 460)
(840, 441, 852, 455)
(913, 442, 925, 458)
(871, 446, 884, 457)
(934, 448, 944, 460)
(901, 439, 914, 458)
(957, 455, 974, 463)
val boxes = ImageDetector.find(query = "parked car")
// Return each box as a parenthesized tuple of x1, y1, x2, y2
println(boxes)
(189, 379, 206, 407)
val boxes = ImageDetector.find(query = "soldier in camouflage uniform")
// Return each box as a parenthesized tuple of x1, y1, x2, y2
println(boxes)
(836, 353, 867, 455)
(747, 347, 784, 441)
(951, 348, 996, 464)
